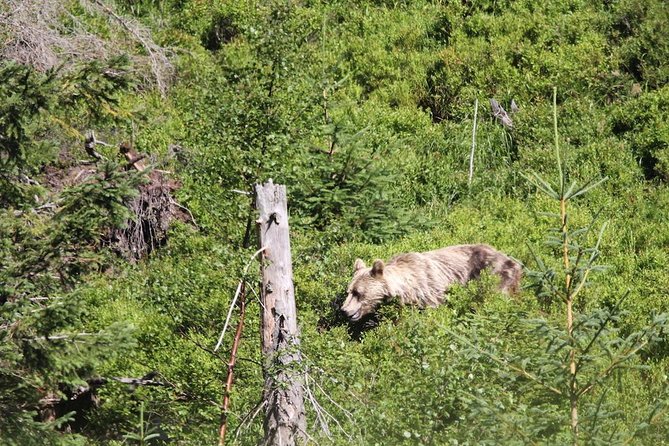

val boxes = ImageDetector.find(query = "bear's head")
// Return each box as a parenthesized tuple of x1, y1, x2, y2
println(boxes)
(341, 258, 389, 321)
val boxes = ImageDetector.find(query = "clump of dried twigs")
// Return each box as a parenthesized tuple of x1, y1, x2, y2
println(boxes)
(0, 0, 173, 94)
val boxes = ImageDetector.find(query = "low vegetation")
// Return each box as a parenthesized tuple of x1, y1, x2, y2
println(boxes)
(1, 0, 668, 444)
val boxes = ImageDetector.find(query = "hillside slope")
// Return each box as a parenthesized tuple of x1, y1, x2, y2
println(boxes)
(2, 0, 669, 444)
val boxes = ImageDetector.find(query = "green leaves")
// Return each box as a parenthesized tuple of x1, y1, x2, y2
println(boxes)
(289, 119, 413, 244)
(4, 0, 669, 444)
(57, 161, 146, 241)
(523, 171, 560, 199)
(0, 57, 139, 443)
(122, 402, 162, 445)
(0, 57, 135, 209)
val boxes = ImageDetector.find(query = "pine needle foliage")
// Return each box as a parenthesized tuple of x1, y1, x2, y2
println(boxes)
(0, 56, 141, 444)
(447, 90, 669, 445)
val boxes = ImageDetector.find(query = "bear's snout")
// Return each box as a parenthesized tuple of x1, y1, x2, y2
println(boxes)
(341, 296, 364, 321)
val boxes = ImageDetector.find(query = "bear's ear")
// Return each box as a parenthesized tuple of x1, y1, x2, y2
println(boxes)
(371, 260, 384, 277)
(354, 258, 366, 271)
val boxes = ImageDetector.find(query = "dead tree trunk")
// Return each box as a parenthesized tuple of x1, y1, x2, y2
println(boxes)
(255, 179, 306, 446)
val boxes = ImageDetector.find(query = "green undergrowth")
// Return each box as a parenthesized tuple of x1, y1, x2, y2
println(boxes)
(2, 0, 669, 444)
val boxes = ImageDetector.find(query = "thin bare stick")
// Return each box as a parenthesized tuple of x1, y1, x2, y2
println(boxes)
(169, 199, 198, 228)
(25, 332, 97, 342)
(28, 296, 61, 302)
(214, 247, 266, 352)
(248, 284, 265, 311)
(215, 247, 268, 445)
(468, 98, 479, 187)
(304, 379, 332, 438)
(234, 399, 267, 442)
(214, 281, 243, 353)
(308, 374, 356, 427)
(304, 373, 354, 440)
(219, 281, 247, 446)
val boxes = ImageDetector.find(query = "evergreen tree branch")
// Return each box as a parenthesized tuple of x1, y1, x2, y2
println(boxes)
(575, 293, 628, 373)
(449, 330, 563, 396)
(460, 390, 541, 446)
(578, 321, 664, 398)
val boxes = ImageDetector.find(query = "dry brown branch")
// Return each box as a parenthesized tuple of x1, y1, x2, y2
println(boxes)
(215, 248, 267, 444)
(88, 0, 173, 95)
(219, 281, 247, 446)
(84, 132, 105, 161)
(119, 142, 148, 171)
(214, 247, 266, 352)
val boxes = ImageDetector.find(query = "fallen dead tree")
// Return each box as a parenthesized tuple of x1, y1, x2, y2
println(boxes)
(107, 140, 194, 260)
(44, 134, 194, 260)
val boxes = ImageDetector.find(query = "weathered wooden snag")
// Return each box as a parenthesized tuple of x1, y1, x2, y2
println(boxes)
(255, 180, 306, 446)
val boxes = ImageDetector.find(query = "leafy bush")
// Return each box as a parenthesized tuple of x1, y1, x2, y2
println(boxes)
(608, 0, 669, 88)
(4, 0, 669, 444)
(611, 86, 669, 181)
(0, 162, 142, 443)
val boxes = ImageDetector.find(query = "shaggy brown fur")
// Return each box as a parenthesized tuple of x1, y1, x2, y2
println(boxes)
(341, 244, 521, 321)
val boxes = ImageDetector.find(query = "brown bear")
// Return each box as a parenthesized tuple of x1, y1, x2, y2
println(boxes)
(341, 244, 521, 321)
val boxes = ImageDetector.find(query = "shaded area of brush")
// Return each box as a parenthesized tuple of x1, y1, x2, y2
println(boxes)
(39, 143, 193, 262)
(317, 293, 381, 341)
(108, 169, 191, 261)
